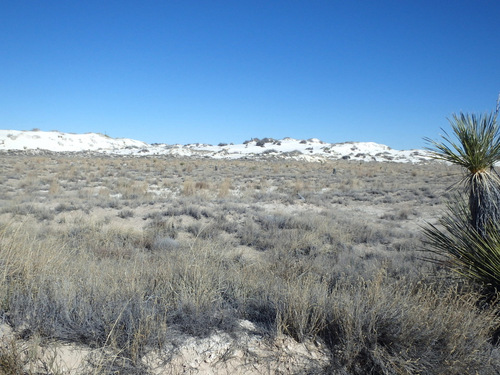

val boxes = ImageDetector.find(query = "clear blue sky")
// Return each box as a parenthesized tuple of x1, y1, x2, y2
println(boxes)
(1, 1, 499, 149)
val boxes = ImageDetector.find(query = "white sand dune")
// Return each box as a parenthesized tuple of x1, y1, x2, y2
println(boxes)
(0, 130, 430, 163)
(0, 129, 148, 152)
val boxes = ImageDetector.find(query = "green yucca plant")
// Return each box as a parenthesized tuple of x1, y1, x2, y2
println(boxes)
(424, 104, 500, 296)
(424, 112, 500, 237)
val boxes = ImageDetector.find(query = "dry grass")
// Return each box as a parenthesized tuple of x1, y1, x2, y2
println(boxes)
(0, 153, 498, 374)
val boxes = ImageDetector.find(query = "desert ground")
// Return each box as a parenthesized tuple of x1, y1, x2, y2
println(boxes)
(1, 153, 499, 374)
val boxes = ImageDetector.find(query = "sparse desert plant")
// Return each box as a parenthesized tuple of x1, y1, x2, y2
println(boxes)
(48, 179, 60, 195)
(182, 179, 195, 196)
(117, 209, 134, 219)
(194, 181, 209, 190)
(218, 177, 232, 198)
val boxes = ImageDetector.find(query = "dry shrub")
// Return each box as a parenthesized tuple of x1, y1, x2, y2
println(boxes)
(0, 220, 168, 364)
(218, 178, 232, 198)
(17, 173, 37, 191)
(322, 274, 500, 374)
(115, 179, 149, 199)
(182, 179, 195, 196)
(293, 179, 305, 194)
(48, 179, 60, 195)
(195, 181, 209, 190)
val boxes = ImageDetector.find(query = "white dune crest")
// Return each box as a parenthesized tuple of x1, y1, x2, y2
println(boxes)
(0, 130, 431, 163)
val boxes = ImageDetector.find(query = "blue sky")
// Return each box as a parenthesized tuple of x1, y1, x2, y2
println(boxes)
(1, 1, 499, 149)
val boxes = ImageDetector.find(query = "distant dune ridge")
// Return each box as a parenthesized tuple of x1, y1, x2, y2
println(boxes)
(0, 129, 430, 163)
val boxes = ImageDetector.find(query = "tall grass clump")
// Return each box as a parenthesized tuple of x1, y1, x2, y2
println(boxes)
(424, 106, 500, 298)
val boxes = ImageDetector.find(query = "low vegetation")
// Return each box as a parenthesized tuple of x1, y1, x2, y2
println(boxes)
(0, 153, 499, 374)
